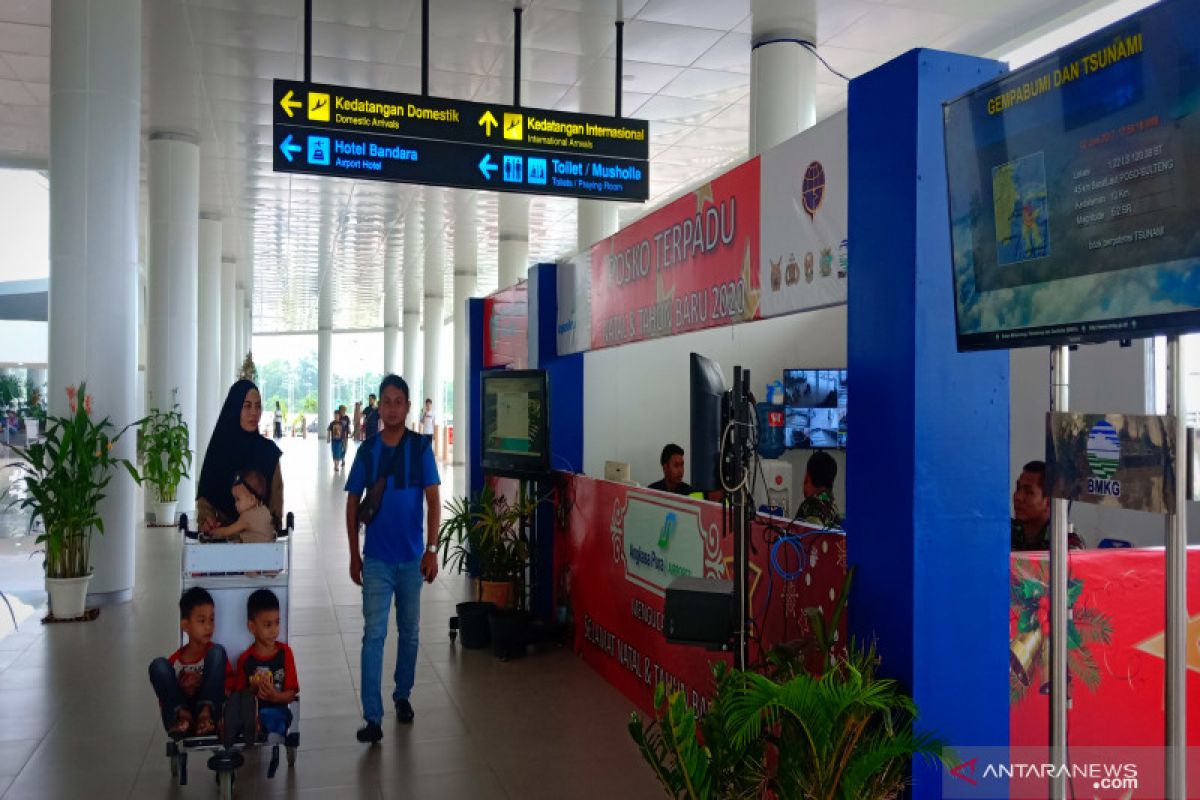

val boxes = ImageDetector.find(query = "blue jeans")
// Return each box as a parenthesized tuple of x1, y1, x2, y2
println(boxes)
(259, 705, 292, 736)
(360, 556, 423, 723)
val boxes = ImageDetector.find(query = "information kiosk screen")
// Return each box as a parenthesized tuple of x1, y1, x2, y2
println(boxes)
(944, 0, 1200, 350)
(481, 369, 549, 477)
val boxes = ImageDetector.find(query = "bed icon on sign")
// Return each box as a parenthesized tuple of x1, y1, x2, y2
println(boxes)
(307, 136, 330, 166)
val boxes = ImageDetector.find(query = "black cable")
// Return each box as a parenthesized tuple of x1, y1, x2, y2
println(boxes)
(751, 36, 849, 82)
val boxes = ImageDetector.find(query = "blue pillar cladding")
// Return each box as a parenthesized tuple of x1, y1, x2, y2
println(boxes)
(847, 49, 1010, 798)
(467, 298, 486, 496)
(528, 263, 584, 619)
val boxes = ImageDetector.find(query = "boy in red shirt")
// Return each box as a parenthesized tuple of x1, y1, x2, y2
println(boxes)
(235, 589, 299, 736)
(148, 587, 234, 738)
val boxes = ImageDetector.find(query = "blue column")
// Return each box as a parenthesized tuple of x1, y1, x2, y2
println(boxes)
(529, 263, 584, 620)
(467, 298, 485, 496)
(847, 49, 1009, 798)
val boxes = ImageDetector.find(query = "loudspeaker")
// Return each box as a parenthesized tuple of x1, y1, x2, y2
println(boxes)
(663, 576, 733, 649)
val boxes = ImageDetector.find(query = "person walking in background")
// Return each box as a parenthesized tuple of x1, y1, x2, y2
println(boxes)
(363, 394, 379, 440)
(328, 410, 346, 473)
(352, 401, 363, 442)
(272, 401, 284, 439)
(417, 398, 437, 458)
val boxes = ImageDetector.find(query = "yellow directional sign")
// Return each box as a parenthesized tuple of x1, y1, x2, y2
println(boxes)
(478, 110, 498, 137)
(503, 112, 523, 141)
(279, 89, 302, 118)
(308, 92, 330, 122)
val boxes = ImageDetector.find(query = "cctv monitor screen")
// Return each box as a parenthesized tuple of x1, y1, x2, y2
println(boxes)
(783, 369, 847, 449)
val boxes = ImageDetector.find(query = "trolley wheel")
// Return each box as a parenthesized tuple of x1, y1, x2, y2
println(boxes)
(178, 752, 188, 786)
(267, 745, 280, 779)
(169, 754, 178, 777)
(286, 746, 297, 767)
(449, 629, 457, 642)
(217, 770, 233, 800)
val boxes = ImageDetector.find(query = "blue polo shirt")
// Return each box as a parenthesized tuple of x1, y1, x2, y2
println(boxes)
(344, 432, 440, 565)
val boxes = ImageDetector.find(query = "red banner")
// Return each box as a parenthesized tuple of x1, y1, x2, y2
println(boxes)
(555, 474, 844, 715)
(588, 158, 761, 351)
(483, 283, 528, 368)
(1010, 548, 1200, 747)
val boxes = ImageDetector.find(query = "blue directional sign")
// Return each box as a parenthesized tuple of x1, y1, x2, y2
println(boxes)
(272, 124, 649, 202)
(271, 79, 648, 201)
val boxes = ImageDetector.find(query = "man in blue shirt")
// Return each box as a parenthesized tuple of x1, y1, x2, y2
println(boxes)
(344, 375, 441, 743)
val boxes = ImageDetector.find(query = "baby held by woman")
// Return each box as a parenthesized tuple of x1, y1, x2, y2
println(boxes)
(207, 470, 275, 543)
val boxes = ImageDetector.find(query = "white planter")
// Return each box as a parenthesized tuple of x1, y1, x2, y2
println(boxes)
(23, 418, 37, 439)
(154, 500, 178, 526)
(46, 573, 92, 619)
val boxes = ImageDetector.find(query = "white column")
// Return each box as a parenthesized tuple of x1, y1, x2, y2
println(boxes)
(402, 206, 423, 385)
(49, 0, 141, 604)
(220, 256, 236, 386)
(749, 0, 817, 155)
(423, 188, 444, 414)
(147, 132, 200, 513)
(452, 191, 478, 465)
(244, 297, 252, 358)
(577, 200, 618, 253)
(234, 283, 245, 374)
(317, 223, 333, 430)
(383, 235, 401, 375)
(196, 213, 221, 478)
(498, 194, 529, 288)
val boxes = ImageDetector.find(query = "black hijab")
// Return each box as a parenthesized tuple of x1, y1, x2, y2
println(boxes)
(196, 380, 282, 520)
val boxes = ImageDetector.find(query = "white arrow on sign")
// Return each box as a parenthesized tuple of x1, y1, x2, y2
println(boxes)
(280, 134, 302, 162)
(478, 153, 498, 180)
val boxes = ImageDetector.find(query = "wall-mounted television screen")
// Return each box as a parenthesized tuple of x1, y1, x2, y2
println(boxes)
(784, 369, 847, 449)
(944, 0, 1200, 350)
(481, 369, 549, 477)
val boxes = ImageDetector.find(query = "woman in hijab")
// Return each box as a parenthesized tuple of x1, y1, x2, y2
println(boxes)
(196, 380, 284, 532)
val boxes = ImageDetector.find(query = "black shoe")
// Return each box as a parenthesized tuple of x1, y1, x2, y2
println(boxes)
(356, 721, 383, 743)
(394, 699, 414, 724)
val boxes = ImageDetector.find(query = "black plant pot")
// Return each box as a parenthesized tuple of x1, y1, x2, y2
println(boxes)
(455, 602, 496, 649)
(488, 609, 532, 660)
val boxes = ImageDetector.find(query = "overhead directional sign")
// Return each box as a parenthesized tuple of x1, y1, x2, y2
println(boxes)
(272, 124, 649, 201)
(271, 79, 649, 201)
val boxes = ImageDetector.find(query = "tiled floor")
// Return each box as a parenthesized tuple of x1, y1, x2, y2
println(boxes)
(0, 437, 662, 799)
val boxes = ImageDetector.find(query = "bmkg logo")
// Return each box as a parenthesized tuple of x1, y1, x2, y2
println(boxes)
(1085, 419, 1121, 497)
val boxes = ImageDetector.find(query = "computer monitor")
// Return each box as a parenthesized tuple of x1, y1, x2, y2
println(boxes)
(690, 353, 727, 493)
(604, 460, 631, 484)
(783, 369, 847, 449)
(480, 369, 549, 477)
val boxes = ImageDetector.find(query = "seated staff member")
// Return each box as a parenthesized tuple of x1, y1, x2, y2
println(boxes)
(795, 451, 842, 528)
(648, 444, 694, 496)
(1012, 460, 1084, 551)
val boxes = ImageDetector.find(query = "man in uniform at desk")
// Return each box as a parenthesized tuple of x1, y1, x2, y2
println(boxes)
(795, 451, 842, 528)
(648, 444, 694, 496)
(1012, 460, 1084, 551)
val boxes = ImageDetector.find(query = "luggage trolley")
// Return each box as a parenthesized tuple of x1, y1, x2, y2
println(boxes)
(166, 513, 301, 798)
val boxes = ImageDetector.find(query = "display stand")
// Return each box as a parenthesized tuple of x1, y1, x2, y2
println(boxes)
(1049, 346, 1069, 800)
(1165, 336, 1189, 799)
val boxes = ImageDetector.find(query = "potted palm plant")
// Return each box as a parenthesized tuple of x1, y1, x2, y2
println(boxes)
(439, 485, 541, 652)
(139, 396, 192, 525)
(439, 484, 538, 609)
(6, 383, 141, 619)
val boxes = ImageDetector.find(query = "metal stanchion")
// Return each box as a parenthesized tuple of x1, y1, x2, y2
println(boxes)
(1049, 345, 1069, 800)
(1165, 335, 1188, 798)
